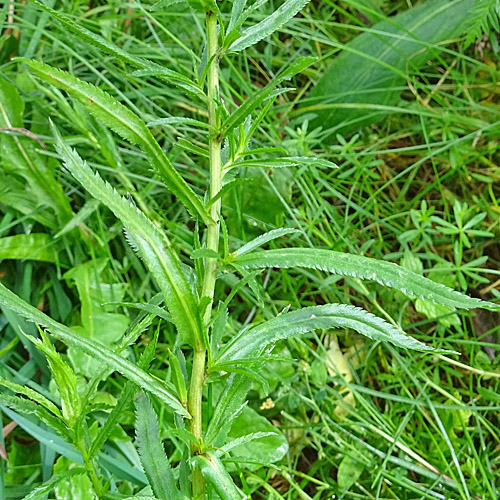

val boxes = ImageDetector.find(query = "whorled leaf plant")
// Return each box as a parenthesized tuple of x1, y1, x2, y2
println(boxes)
(0, 1, 497, 499)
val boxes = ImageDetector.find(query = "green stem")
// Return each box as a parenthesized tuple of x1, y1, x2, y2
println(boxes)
(77, 439, 104, 497)
(189, 8, 221, 500)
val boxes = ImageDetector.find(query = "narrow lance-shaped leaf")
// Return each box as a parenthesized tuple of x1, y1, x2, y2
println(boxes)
(31, 1, 204, 98)
(191, 452, 245, 500)
(51, 124, 203, 348)
(135, 391, 182, 500)
(229, 0, 311, 52)
(217, 304, 442, 367)
(17, 58, 210, 224)
(0, 281, 189, 417)
(232, 248, 497, 310)
(205, 374, 251, 447)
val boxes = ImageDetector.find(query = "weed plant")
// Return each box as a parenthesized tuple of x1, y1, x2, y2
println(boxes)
(0, 1, 499, 499)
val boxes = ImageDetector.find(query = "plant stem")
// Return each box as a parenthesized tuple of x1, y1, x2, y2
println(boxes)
(76, 439, 104, 497)
(189, 7, 221, 499)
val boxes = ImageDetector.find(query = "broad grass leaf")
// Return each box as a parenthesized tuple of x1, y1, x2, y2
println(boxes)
(17, 59, 210, 223)
(135, 391, 182, 500)
(191, 452, 245, 500)
(0, 281, 189, 417)
(305, 0, 475, 136)
(217, 304, 439, 365)
(0, 78, 72, 222)
(0, 234, 58, 263)
(63, 259, 129, 377)
(51, 125, 203, 348)
(233, 248, 495, 310)
(229, 0, 311, 52)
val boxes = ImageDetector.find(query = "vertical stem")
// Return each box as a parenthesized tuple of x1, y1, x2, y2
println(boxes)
(189, 8, 221, 500)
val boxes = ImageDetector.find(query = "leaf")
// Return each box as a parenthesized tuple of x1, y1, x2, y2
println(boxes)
(191, 452, 245, 500)
(63, 259, 130, 377)
(0, 393, 70, 440)
(17, 58, 210, 223)
(0, 281, 189, 417)
(53, 457, 97, 500)
(223, 406, 288, 470)
(0, 78, 72, 221)
(51, 124, 203, 348)
(464, 0, 500, 47)
(229, 0, 311, 52)
(233, 248, 495, 310)
(55, 199, 100, 238)
(21, 469, 87, 500)
(205, 374, 251, 448)
(31, 1, 204, 98)
(234, 228, 300, 256)
(217, 304, 441, 366)
(26, 329, 81, 427)
(221, 56, 315, 135)
(227, 0, 248, 34)
(0, 234, 58, 263)
(135, 391, 182, 500)
(0, 375, 61, 418)
(337, 455, 364, 491)
(305, 0, 476, 136)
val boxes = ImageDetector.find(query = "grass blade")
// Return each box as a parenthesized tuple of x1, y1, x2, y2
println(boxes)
(51, 124, 203, 348)
(31, 1, 204, 98)
(0, 282, 189, 417)
(233, 248, 496, 309)
(17, 58, 210, 224)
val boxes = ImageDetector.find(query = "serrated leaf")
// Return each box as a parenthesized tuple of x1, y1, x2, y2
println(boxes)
(233, 248, 495, 310)
(229, 0, 311, 52)
(17, 58, 210, 224)
(0, 375, 62, 418)
(217, 304, 439, 366)
(227, 0, 248, 33)
(191, 248, 220, 259)
(26, 329, 81, 427)
(135, 391, 182, 500)
(0, 281, 189, 417)
(205, 374, 251, 447)
(51, 124, 203, 348)
(191, 452, 245, 500)
(31, 1, 204, 98)
(0, 393, 70, 440)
